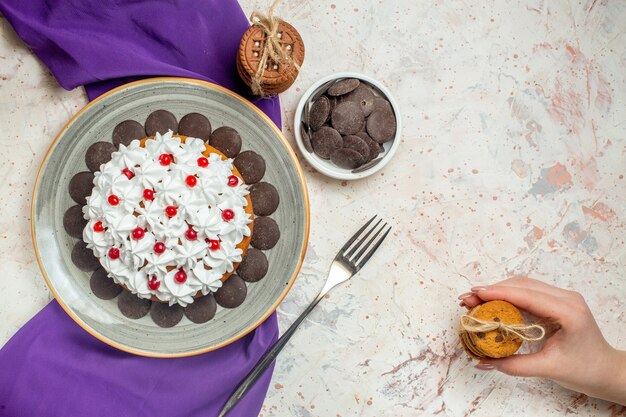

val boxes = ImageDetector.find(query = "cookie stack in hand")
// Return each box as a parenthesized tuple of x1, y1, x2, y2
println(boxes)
(300, 78, 397, 172)
(459, 300, 526, 359)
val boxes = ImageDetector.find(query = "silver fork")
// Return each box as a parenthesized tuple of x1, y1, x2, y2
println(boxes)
(218, 215, 391, 417)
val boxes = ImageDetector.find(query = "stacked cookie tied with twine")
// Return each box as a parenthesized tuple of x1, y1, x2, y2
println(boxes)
(459, 300, 546, 359)
(237, 0, 304, 96)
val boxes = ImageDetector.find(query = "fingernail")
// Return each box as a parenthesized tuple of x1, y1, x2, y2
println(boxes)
(457, 292, 473, 300)
(471, 286, 489, 292)
(475, 362, 495, 371)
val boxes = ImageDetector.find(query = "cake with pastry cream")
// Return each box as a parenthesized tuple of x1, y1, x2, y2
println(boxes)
(82, 131, 254, 307)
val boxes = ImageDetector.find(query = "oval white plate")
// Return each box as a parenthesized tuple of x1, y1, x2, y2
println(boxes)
(32, 78, 309, 357)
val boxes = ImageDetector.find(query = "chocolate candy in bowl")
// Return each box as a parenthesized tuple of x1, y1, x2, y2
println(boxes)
(294, 72, 401, 180)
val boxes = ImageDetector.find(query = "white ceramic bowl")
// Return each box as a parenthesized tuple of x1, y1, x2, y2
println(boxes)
(294, 72, 401, 180)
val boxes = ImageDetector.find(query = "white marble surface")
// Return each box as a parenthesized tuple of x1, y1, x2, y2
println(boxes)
(1, 0, 626, 416)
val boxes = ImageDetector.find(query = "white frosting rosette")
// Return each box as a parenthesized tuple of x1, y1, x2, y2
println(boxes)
(83, 131, 252, 306)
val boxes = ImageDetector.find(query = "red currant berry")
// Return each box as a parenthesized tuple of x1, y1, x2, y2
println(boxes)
(185, 228, 198, 240)
(143, 189, 155, 200)
(108, 194, 120, 206)
(174, 269, 187, 283)
(185, 175, 197, 187)
(227, 175, 239, 187)
(222, 209, 235, 221)
(209, 239, 220, 251)
(158, 153, 172, 166)
(197, 157, 209, 168)
(165, 206, 177, 217)
(153, 242, 166, 254)
(122, 168, 135, 179)
(131, 227, 145, 240)
(93, 221, 104, 232)
(148, 276, 160, 290)
(108, 247, 120, 259)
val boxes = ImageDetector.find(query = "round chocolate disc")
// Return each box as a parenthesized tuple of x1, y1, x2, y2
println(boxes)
(145, 110, 178, 136)
(210, 127, 242, 158)
(184, 294, 217, 324)
(372, 97, 393, 113)
(249, 182, 279, 216)
(299, 122, 313, 153)
(150, 302, 184, 328)
(355, 131, 383, 161)
(311, 126, 342, 160)
(63, 205, 88, 239)
(90, 268, 122, 300)
(341, 135, 369, 163)
(117, 290, 152, 320)
(85, 141, 116, 172)
(331, 101, 365, 135)
(366, 108, 397, 143)
(329, 95, 338, 113)
(215, 275, 247, 308)
(238, 248, 269, 282)
(250, 216, 280, 250)
(327, 78, 360, 96)
(341, 83, 376, 116)
(71, 240, 100, 272)
(112, 120, 146, 148)
(330, 148, 364, 169)
(234, 151, 266, 184)
(178, 112, 212, 142)
(68, 171, 95, 205)
(308, 95, 330, 130)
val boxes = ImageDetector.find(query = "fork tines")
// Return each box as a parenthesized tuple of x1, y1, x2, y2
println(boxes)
(338, 215, 391, 272)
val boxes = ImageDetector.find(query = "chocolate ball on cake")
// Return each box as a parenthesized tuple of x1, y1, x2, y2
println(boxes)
(90, 268, 122, 300)
(71, 240, 100, 272)
(150, 302, 184, 328)
(178, 112, 212, 142)
(234, 151, 266, 184)
(215, 275, 247, 308)
(249, 182, 279, 216)
(145, 109, 178, 136)
(63, 205, 88, 239)
(238, 248, 269, 283)
(85, 141, 116, 172)
(184, 295, 217, 324)
(251, 216, 280, 250)
(112, 120, 146, 147)
(118, 290, 151, 319)
(68, 171, 95, 205)
(210, 127, 242, 158)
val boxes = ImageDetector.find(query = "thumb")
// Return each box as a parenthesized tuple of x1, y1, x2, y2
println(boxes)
(478, 352, 551, 378)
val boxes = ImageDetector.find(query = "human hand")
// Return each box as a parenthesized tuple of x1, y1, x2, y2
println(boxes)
(458, 277, 626, 405)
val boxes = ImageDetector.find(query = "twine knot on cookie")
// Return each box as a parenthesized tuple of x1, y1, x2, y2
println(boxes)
(249, 0, 301, 96)
(459, 315, 546, 341)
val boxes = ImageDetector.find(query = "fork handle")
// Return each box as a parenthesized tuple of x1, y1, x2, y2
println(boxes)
(218, 293, 325, 416)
